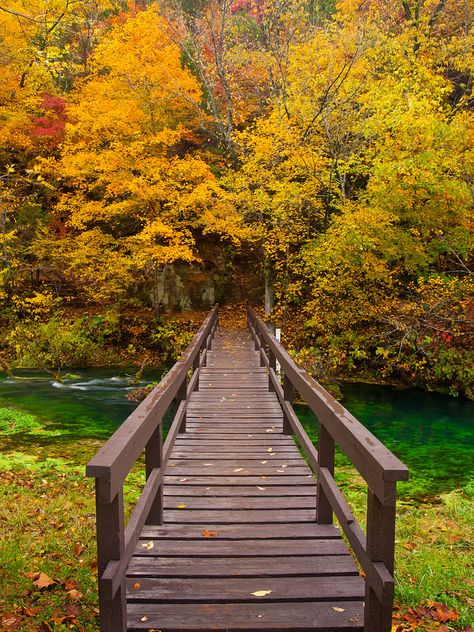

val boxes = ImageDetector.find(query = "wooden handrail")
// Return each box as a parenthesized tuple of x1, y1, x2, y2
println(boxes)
(247, 309, 408, 632)
(86, 306, 219, 632)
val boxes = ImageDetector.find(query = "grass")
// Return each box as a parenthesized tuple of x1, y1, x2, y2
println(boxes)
(0, 411, 473, 631)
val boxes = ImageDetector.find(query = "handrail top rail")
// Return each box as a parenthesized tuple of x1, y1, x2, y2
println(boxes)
(86, 306, 218, 481)
(248, 309, 408, 483)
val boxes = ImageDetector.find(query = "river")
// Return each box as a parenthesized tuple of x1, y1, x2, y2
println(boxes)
(0, 368, 472, 498)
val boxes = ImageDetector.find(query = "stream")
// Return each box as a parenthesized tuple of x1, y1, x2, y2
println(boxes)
(0, 368, 472, 497)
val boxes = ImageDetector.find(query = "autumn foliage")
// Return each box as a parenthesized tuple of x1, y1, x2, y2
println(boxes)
(0, 0, 472, 395)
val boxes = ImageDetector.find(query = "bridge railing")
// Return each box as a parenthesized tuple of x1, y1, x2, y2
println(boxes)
(86, 306, 219, 632)
(247, 309, 409, 632)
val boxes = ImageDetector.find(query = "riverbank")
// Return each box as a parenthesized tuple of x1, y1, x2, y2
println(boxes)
(1, 303, 472, 402)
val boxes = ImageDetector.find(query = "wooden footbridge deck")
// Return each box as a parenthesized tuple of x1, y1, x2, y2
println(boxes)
(87, 308, 408, 632)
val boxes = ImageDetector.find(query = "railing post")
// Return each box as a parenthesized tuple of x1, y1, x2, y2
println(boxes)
(145, 422, 163, 525)
(282, 375, 295, 435)
(96, 479, 126, 632)
(259, 336, 265, 367)
(364, 484, 396, 632)
(268, 349, 277, 391)
(193, 355, 200, 391)
(253, 325, 260, 351)
(316, 423, 335, 524)
(177, 375, 188, 432)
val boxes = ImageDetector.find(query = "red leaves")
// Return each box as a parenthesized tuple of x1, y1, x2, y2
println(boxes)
(30, 93, 67, 145)
(393, 600, 461, 631)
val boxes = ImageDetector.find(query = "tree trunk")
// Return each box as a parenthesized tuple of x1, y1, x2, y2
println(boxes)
(264, 258, 274, 317)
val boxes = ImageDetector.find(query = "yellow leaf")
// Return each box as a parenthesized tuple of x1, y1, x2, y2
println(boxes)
(252, 590, 272, 597)
(176, 504, 187, 509)
(332, 607, 345, 612)
(142, 541, 154, 550)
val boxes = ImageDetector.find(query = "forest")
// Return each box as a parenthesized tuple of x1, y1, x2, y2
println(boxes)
(1, 1, 473, 630)
(0, 0, 473, 397)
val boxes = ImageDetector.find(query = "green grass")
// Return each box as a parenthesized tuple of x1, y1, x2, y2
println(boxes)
(0, 410, 473, 631)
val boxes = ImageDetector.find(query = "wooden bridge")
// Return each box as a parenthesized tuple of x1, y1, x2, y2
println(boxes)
(87, 307, 408, 631)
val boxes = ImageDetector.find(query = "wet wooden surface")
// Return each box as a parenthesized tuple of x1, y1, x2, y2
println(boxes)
(126, 329, 365, 631)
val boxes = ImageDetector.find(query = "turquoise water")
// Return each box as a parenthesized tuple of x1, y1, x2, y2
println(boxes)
(0, 367, 169, 440)
(0, 369, 472, 496)
(296, 383, 474, 498)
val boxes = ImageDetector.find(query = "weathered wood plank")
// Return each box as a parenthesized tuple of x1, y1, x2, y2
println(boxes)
(126, 576, 365, 602)
(140, 523, 341, 540)
(163, 496, 316, 510)
(163, 485, 316, 496)
(127, 555, 357, 577)
(163, 509, 316, 523)
(164, 475, 315, 486)
(133, 538, 347, 557)
(127, 601, 364, 630)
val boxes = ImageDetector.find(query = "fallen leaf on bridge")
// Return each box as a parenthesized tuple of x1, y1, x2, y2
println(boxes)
(202, 530, 218, 537)
(252, 590, 272, 597)
(142, 541, 154, 549)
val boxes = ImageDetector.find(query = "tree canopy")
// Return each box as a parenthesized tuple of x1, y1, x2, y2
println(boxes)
(0, 0, 472, 396)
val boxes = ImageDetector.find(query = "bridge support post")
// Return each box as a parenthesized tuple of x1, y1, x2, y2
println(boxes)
(177, 375, 188, 432)
(268, 350, 277, 391)
(282, 375, 294, 435)
(145, 422, 163, 525)
(364, 485, 396, 632)
(193, 355, 200, 391)
(316, 424, 335, 524)
(95, 480, 127, 632)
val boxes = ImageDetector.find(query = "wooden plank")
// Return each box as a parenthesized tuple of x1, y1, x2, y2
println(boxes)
(127, 601, 364, 630)
(167, 459, 307, 468)
(163, 496, 315, 510)
(164, 475, 315, 486)
(140, 523, 342, 540)
(167, 464, 309, 473)
(133, 539, 347, 557)
(126, 576, 365, 602)
(173, 437, 293, 444)
(163, 485, 315, 497)
(170, 448, 300, 457)
(127, 555, 358, 577)
(163, 509, 316, 523)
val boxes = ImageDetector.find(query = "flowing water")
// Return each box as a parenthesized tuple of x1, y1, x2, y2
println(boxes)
(0, 369, 472, 496)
